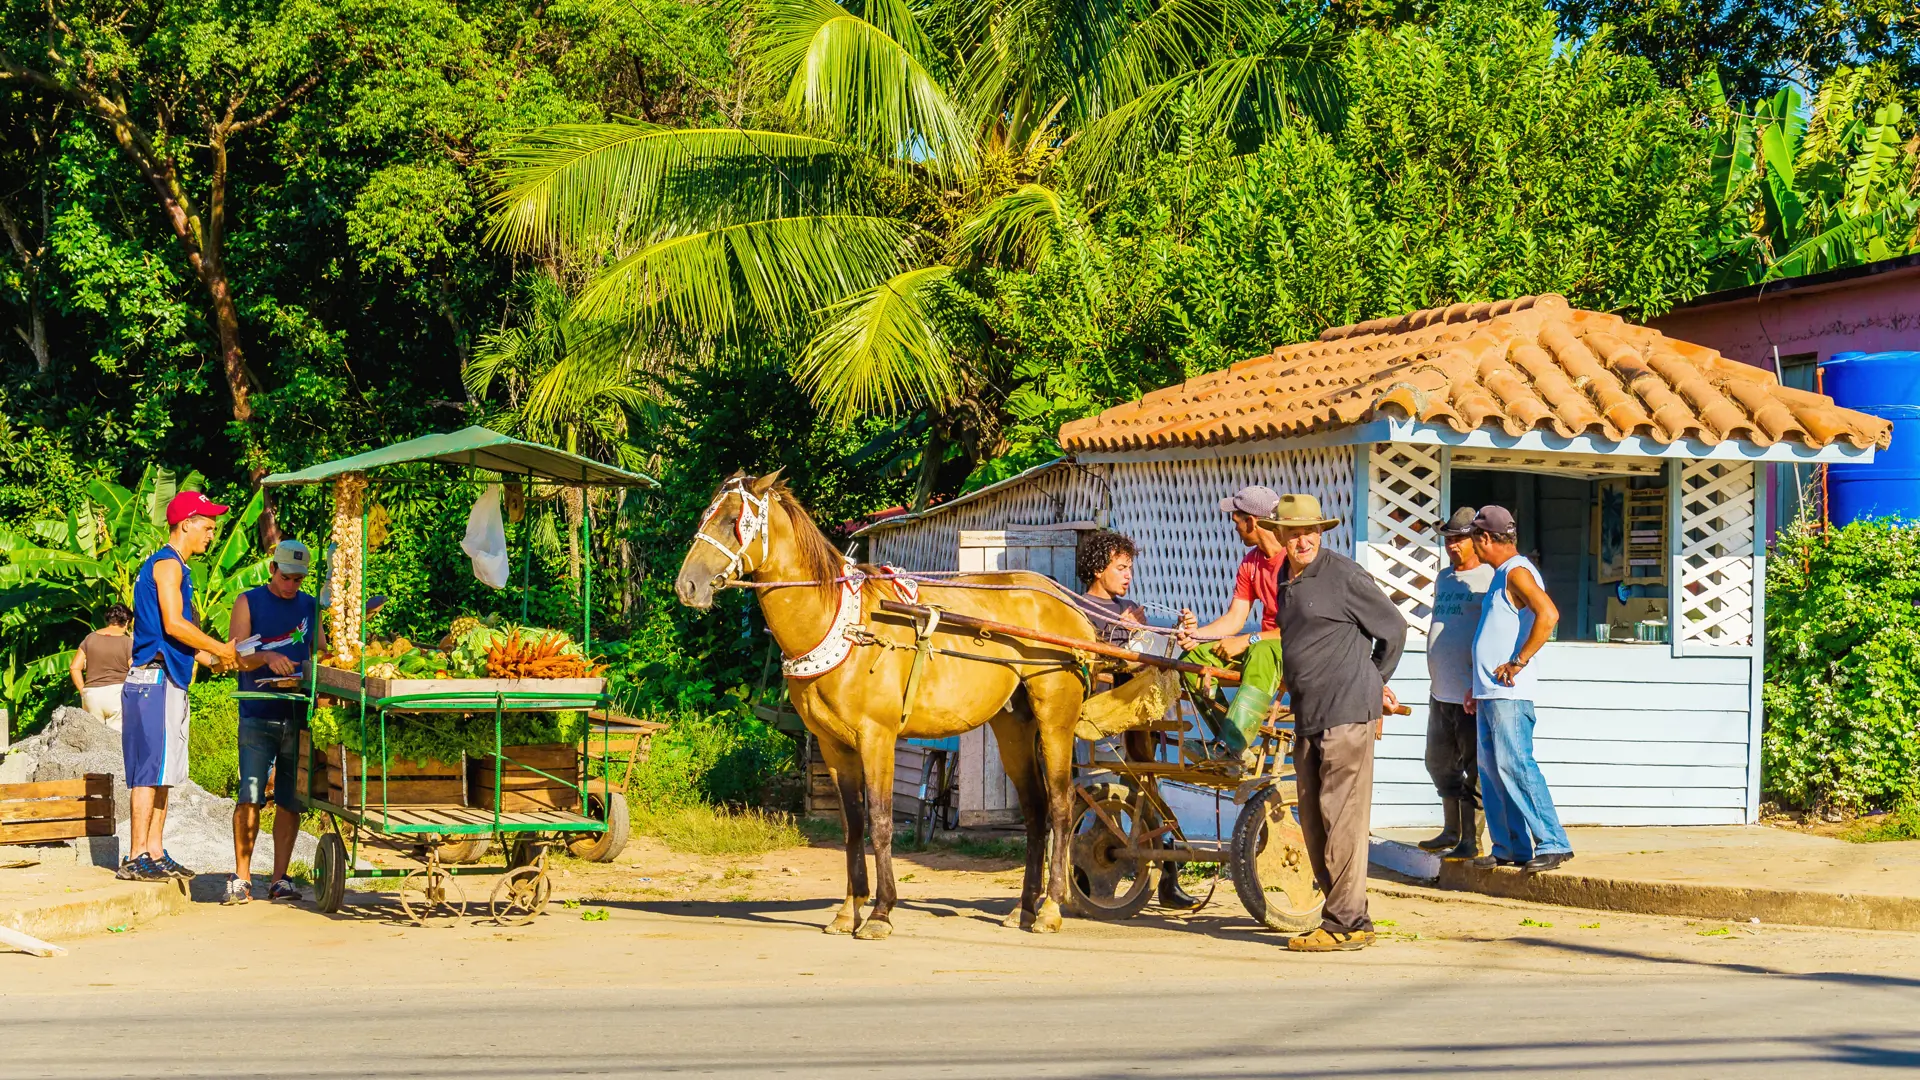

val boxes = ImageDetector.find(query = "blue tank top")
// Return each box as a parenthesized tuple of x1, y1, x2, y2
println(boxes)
(132, 546, 198, 690)
(236, 585, 319, 723)
(1472, 555, 1542, 701)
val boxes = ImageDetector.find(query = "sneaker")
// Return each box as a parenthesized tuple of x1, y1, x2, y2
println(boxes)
(1287, 926, 1375, 952)
(115, 857, 140, 881)
(155, 851, 195, 880)
(268, 877, 301, 902)
(222, 876, 252, 905)
(127, 854, 171, 882)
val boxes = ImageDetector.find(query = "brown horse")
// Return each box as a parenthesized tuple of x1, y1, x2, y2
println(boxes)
(674, 471, 1094, 939)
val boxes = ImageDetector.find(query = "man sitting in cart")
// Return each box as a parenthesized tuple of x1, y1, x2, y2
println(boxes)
(224, 539, 325, 905)
(1175, 485, 1287, 755)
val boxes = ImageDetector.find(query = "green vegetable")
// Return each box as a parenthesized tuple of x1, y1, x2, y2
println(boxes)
(310, 707, 585, 763)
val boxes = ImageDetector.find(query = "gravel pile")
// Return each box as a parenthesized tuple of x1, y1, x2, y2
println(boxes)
(1, 705, 317, 882)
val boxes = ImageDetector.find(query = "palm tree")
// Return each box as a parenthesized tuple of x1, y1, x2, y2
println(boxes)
(486, 0, 1340, 499)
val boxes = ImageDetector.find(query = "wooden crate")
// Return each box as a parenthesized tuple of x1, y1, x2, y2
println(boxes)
(325, 746, 465, 807)
(316, 665, 604, 710)
(0, 774, 114, 844)
(468, 743, 581, 812)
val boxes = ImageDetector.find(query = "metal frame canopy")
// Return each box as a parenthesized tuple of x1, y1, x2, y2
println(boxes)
(261, 426, 655, 488)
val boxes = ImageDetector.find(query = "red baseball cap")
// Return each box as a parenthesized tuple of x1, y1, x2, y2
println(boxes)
(166, 491, 229, 526)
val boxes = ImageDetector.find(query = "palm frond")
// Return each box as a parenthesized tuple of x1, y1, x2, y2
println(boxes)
(570, 213, 917, 334)
(752, 0, 978, 176)
(951, 182, 1068, 266)
(794, 263, 961, 422)
(486, 123, 861, 254)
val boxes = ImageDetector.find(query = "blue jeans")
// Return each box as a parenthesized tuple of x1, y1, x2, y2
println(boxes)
(237, 716, 304, 811)
(1476, 698, 1571, 861)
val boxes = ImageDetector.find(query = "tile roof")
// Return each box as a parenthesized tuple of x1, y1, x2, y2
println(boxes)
(1058, 294, 1893, 454)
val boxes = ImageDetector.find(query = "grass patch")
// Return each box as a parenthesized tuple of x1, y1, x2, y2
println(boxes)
(1844, 802, 1920, 843)
(1519, 917, 1553, 928)
(896, 833, 1026, 862)
(634, 805, 806, 856)
(798, 817, 844, 844)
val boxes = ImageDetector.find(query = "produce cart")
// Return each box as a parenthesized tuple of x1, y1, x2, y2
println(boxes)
(261, 427, 653, 925)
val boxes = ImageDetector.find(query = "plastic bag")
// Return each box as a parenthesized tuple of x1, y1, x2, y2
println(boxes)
(461, 484, 511, 589)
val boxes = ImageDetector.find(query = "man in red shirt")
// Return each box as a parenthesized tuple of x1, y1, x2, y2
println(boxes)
(1176, 486, 1285, 754)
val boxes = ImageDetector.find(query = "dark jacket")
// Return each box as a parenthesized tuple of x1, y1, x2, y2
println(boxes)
(1274, 547, 1408, 736)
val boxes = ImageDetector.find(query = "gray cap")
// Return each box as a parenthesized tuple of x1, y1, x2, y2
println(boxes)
(1219, 485, 1281, 518)
(1440, 507, 1479, 537)
(1471, 505, 1517, 535)
(271, 539, 312, 576)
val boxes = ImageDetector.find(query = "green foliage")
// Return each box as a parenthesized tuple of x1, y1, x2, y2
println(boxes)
(619, 708, 794, 811)
(1763, 518, 1920, 812)
(188, 678, 241, 798)
(632, 804, 806, 855)
(308, 706, 586, 765)
(1845, 802, 1920, 843)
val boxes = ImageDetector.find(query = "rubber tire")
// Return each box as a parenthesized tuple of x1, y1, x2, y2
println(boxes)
(314, 832, 347, 914)
(1067, 783, 1153, 921)
(1230, 784, 1324, 932)
(567, 792, 630, 862)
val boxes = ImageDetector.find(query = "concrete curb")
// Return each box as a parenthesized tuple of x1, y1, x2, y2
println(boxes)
(1369, 837, 1920, 933)
(1, 878, 189, 944)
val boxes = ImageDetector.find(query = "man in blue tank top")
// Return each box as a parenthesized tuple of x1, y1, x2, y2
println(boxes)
(121, 492, 241, 883)
(224, 539, 325, 905)
(1466, 505, 1573, 874)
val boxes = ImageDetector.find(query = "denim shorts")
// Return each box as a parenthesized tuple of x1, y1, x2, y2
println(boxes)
(237, 716, 304, 810)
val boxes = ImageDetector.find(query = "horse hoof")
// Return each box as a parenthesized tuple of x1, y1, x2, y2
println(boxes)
(854, 917, 893, 941)
(1030, 900, 1063, 934)
(824, 914, 859, 935)
(1000, 907, 1033, 930)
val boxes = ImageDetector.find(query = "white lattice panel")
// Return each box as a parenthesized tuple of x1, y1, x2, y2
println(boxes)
(1106, 447, 1357, 617)
(864, 463, 1105, 571)
(1676, 460, 1756, 647)
(1365, 443, 1442, 634)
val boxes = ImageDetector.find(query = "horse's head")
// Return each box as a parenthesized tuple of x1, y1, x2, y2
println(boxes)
(675, 470, 785, 610)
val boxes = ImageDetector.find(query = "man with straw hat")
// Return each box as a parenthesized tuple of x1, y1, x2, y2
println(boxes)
(1259, 492, 1408, 952)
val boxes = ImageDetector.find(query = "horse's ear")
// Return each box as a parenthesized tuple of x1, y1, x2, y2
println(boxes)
(750, 469, 784, 495)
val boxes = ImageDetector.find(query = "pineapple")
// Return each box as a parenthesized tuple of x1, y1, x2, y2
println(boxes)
(448, 616, 481, 639)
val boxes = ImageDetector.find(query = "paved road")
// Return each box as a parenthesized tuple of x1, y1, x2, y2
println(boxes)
(10, 971, 1920, 1078)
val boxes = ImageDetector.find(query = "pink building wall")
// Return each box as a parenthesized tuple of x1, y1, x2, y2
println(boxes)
(1650, 258, 1920, 375)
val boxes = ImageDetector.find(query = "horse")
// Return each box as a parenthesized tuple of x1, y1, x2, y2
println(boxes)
(674, 470, 1094, 939)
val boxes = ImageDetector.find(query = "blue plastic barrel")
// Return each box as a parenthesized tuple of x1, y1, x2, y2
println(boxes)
(1821, 351, 1920, 525)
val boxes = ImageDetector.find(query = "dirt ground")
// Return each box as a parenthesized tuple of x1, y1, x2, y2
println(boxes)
(19, 831, 1920, 996)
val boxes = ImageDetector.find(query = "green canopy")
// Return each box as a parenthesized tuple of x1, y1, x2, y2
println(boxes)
(261, 427, 654, 488)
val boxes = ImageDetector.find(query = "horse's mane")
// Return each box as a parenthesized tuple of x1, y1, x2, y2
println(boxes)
(768, 480, 847, 592)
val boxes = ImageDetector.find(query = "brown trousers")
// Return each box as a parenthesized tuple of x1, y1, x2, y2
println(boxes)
(1295, 721, 1376, 934)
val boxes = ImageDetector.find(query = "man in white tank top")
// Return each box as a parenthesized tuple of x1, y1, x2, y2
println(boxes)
(1466, 506, 1573, 874)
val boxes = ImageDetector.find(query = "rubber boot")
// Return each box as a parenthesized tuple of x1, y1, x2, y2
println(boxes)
(1444, 802, 1481, 861)
(1418, 797, 1462, 852)
(1217, 685, 1272, 757)
(1157, 862, 1201, 910)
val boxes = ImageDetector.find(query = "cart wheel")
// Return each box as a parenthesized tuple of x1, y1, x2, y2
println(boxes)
(398, 865, 467, 927)
(568, 792, 630, 863)
(314, 832, 347, 914)
(1231, 784, 1325, 932)
(490, 866, 553, 926)
(438, 839, 491, 864)
(1067, 783, 1153, 920)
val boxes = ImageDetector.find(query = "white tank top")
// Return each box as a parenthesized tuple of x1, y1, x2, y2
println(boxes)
(1472, 555, 1541, 700)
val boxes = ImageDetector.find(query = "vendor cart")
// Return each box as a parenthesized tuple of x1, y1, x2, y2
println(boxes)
(260, 427, 653, 926)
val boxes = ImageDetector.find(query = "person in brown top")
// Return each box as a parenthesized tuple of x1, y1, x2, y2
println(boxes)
(70, 604, 135, 730)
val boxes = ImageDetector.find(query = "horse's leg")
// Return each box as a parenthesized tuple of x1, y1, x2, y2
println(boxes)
(1027, 671, 1084, 934)
(817, 735, 868, 935)
(853, 724, 900, 941)
(988, 705, 1047, 930)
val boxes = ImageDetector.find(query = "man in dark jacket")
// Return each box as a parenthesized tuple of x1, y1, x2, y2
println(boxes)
(1260, 493, 1407, 952)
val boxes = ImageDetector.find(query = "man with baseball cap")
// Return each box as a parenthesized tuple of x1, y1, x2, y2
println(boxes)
(1174, 485, 1288, 754)
(120, 492, 240, 882)
(225, 539, 325, 904)
(1256, 493, 1407, 952)
(1418, 507, 1495, 860)
(1466, 505, 1573, 874)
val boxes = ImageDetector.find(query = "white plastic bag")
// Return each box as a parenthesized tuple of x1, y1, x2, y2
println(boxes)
(461, 484, 511, 589)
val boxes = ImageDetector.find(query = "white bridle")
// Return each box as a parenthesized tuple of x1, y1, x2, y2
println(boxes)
(692, 477, 772, 588)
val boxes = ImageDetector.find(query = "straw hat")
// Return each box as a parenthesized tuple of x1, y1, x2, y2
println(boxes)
(1257, 492, 1341, 532)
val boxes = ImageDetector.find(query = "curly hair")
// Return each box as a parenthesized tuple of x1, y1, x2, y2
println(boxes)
(103, 603, 133, 627)
(1076, 530, 1137, 587)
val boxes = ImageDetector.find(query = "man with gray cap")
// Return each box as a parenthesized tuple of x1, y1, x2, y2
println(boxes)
(1175, 485, 1288, 753)
(225, 539, 326, 904)
(1419, 508, 1495, 860)
(1467, 506, 1572, 874)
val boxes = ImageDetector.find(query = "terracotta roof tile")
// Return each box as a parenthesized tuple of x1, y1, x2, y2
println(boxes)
(1059, 295, 1893, 454)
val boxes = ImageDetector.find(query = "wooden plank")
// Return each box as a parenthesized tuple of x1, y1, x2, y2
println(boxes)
(0, 925, 67, 958)
(1369, 781, 1746, 809)
(316, 665, 605, 702)
(1374, 757, 1746, 789)
(0, 799, 96, 824)
(0, 819, 96, 843)
(471, 788, 582, 812)
(0, 777, 96, 800)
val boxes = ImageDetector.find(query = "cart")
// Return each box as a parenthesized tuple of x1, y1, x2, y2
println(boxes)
(259, 427, 653, 925)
